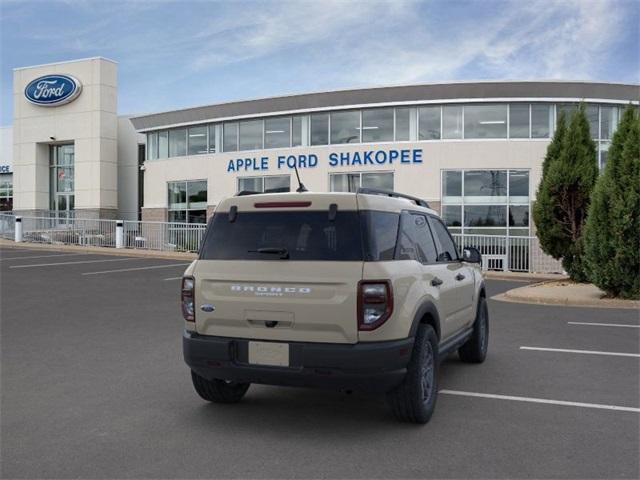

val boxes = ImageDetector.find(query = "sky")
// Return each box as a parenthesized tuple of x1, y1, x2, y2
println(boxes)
(1, 0, 638, 126)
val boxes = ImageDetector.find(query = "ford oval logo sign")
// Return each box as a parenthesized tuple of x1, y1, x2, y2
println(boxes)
(24, 74, 82, 106)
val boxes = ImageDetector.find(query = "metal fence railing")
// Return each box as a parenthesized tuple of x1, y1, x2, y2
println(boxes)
(453, 234, 564, 274)
(122, 220, 206, 252)
(20, 216, 118, 248)
(2, 214, 565, 272)
(0, 213, 15, 240)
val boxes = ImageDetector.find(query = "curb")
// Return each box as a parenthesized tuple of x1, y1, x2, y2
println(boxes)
(492, 282, 640, 310)
(0, 239, 197, 261)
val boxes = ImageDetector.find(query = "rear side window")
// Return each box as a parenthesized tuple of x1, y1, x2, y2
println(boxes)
(360, 211, 400, 261)
(200, 211, 363, 261)
(396, 212, 438, 263)
(428, 216, 459, 262)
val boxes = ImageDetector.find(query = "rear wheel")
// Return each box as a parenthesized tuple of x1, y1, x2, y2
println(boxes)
(458, 296, 489, 363)
(386, 324, 439, 424)
(191, 371, 250, 403)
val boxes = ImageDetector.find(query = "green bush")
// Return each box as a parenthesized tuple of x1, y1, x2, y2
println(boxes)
(533, 105, 598, 281)
(584, 106, 640, 299)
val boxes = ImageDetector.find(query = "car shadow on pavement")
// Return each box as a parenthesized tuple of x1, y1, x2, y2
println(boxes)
(180, 385, 424, 434)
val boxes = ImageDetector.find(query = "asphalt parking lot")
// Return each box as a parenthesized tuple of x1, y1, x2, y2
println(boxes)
(1, 245, 638, 479)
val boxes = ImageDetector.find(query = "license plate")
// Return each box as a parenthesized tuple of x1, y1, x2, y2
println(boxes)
(248, 341, 289, 367)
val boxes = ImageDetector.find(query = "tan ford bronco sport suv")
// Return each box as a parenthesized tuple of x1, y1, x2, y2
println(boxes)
(182, 188, 488, 423)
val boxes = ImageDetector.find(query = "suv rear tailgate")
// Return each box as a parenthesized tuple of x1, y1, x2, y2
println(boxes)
(194, 260, 361, 343)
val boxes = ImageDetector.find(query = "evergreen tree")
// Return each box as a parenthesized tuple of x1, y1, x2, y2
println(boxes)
(532, 112, 567, 260)
(584, 106, 640, 298)
(533, 104, 598, 281)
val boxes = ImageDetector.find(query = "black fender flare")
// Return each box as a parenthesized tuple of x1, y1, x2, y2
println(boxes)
(409, 300, 442, 340)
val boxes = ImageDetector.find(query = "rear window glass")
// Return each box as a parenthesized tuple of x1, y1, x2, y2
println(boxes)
(200, 211, 363, 261)
(360, 211, 400, 261)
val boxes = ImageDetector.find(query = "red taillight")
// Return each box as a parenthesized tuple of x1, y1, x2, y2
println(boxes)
(181, 276, 195, 322)
(358, 280, 393, 331)
(254, 201, 312, 208)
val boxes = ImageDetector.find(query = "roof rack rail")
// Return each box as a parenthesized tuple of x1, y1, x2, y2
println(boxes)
(235, 190, 260, 196)
(356, 187, 430, 208)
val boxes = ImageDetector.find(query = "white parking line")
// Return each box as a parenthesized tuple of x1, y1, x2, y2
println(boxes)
(10, 258, 135, 269)
(82, 263, 190, 276)
(164, 277, 182, 281)
(439, 390, 640, 413)
(1, 253, 87, 261)
(520, 346, 640, 358)
(568, 322, 640, 329)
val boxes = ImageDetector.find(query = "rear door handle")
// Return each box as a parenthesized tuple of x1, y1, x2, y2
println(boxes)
(455, 273, 466, 281)
(431, 277, 443, 287)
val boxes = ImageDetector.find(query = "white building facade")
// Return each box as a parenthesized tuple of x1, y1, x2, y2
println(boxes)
(130, 81, 638, 242)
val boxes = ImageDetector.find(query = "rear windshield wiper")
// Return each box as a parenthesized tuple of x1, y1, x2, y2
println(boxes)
(248, 247, 290, 259)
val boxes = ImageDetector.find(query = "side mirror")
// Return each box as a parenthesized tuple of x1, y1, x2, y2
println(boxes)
(463, 247, 482, 264)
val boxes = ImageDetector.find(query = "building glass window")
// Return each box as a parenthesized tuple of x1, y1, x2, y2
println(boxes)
(310, 113, 329, 145)
(395, 107, 411, 141)
(147, 132, 158, 160)
(362, 108, 394, 143)
(509, 104, 529, 138)
(464, 170, 507, 203)
(599, 142, 610, 170)
(223, 122, 239, 152)
(330, 110, 360, 144)
(169, 128, 187, 157)
(330, 171, 393, 192)
(419, 106, 441, 140)
(464, 104, 507, 139)
(586, 104, 599, 139)
(0, 173, 13, 211)
(239, 120, 263, 150)
(600, 106, 619, 140)
(441, 169, 530, 236)
(531, 104, 552, 138)
(442, 105, 463, 139)
(442, 170, 462, 201)
(49, 144, 75, 219)
(464, 205, 507, 227)
(208, 124, 217, 153)
(264, 117, 291, 149)
(509, 170, 529, 202)
(442, 205, 462, 227)
(158, 131, 168, 159)
(292, 116, 303, 147)
(238, 175, 290, 193)
(187, 126, 208, 155)
(168, 180, 207, 223)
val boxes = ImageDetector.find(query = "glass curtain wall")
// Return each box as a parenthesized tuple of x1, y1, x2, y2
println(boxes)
(49, 144, 75, 220)
(168, 180, 207, 223)
(329, 171, 394, 192)
(441, 169, 530, 237)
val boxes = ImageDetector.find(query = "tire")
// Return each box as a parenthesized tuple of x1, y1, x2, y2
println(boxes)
(190, 371, 250, 403)
(386, 324, 439, 424)
(458, 296, 489, 363)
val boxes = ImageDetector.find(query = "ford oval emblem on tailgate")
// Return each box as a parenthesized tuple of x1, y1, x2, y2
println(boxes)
(200, 304, 215, 312)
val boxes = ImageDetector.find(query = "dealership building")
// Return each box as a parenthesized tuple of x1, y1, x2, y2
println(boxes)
(5, 57, 639, 241)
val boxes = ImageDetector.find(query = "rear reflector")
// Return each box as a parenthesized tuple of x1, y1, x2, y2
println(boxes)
(254, 201, 312, 208)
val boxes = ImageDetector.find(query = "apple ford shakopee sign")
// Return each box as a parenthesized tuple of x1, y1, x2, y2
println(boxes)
(24, 74, 82, 106)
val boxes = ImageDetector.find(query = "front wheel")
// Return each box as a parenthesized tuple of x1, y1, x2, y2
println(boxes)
(386, 324, 439, 424)
(191, 371, 250, 403)
(458, 296, 489, 363)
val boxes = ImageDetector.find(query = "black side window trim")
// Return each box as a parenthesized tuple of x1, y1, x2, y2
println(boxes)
(427, 214, 461, 263)
(393, 210, 440, 265)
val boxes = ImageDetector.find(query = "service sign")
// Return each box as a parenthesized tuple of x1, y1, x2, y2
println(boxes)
(24, 74, 82, 106)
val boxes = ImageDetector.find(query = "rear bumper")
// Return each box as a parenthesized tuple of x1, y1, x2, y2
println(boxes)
(183, 331, 414, 393)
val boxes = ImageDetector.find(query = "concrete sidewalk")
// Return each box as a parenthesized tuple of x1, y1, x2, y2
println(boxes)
(494, 279, 640, 310)
(0, 238, 197, 261)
